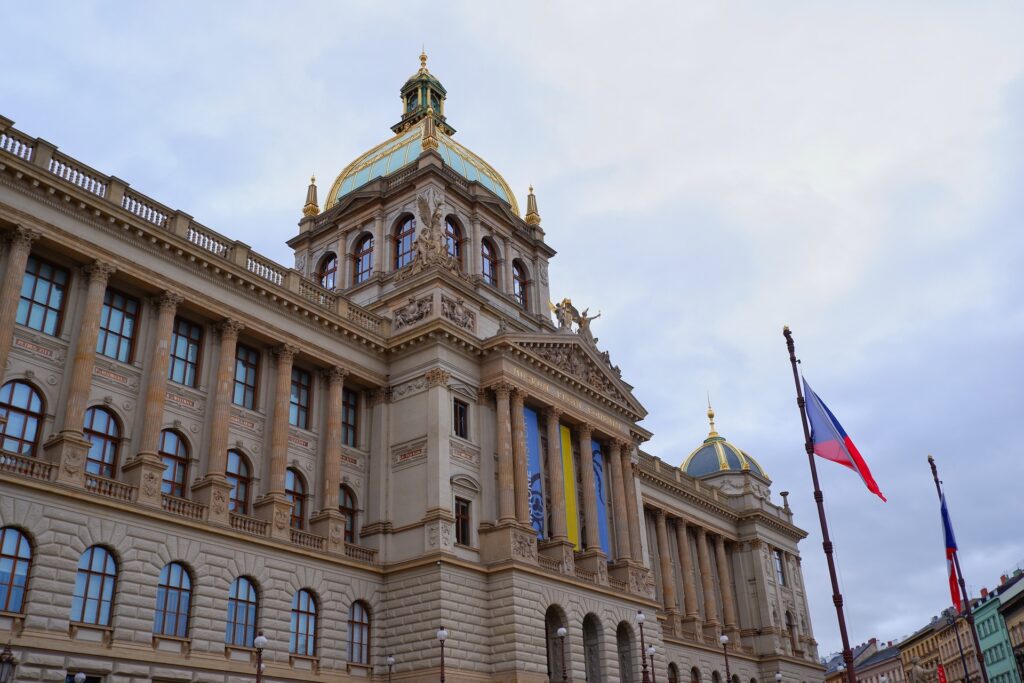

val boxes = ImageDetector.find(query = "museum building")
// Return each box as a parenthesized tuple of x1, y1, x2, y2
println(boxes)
(0, 55, 823, 683)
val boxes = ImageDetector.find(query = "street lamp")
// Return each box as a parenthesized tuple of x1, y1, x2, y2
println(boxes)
(0, 643, 15, 683)
(647, 644, 658, 683)
(775, 672, 783, 683)
(253, 630, 268, 683)
(74, 674, 86, 683)
(387, 655, 395, 683)
(557, 627, 568, 683)
(636, 611, 651, 683)
(720, 634, 732, 683)
(947, 613, 971, 683)
(437, 625, 449, 683)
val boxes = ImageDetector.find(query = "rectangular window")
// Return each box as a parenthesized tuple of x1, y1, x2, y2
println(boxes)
(774, 548, 787, 586)
(17, 255, 69, 336)
(455, 497, 471, 546)
(168, 317, 202, 387)
(342, 388, 358, 447)
(96, 288, 140, 362)
(232, 344, 259, 409)
(453, 399, 468, 439)
(290, 367, 312, 429)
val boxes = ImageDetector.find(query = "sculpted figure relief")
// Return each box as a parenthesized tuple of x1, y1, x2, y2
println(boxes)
(907, 657, 930, 683)
(550, 297, 602, 345)
(397, 188, 462, 279)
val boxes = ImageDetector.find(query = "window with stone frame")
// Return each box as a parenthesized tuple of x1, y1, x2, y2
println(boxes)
(353, 234, 374, 284)
(153, 562, 192, 638)
(168, 317, 202, 387)
(0, 380, 45, 457)
(445, 217, 462, 264)
(17, 255, 68, 336)
(455, 497, 471, 546)
(339, 485, 358, 543)
(289, 589, 318, 656)
(285, 468, 307, 530)
(512, 260, 529, 309)
(773, 548, 787, 586)
(394, 216, 415, 269)
(347, 600, 371, 665)
(232, 344, 260, 409)
(96, 288, 140, 363)
(289, 367, 312, 429)
(70, 545, 117, 626)
(481, 238, 498, 287)
(158, 430, 189, 498)
(224, 576, 258, 647)
(0, 526, 31, 613)
(342, 388, 359, 447)
(83, 406, 121, 478)
(317, 253, 338, 290)
(453, 398, 469, 439)
(226, 449, 252, 515)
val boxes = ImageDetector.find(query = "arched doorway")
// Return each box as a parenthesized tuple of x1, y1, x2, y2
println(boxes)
(583, 613, 603, 683)
(617, 621, 636, 683)
(545, 605, 568, 683)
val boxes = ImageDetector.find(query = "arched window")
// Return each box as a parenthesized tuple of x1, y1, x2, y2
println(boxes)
(0, 380, 44, 457)
(394, 216, 416, 270)
(290, 589, 317, 656)
(0, 527, 31, 613)
(226, 450, 252, 515)
(583, 613, 604, 683)
(512, 260, 529, 309)
(617, 622, 636, 683)
(159, 430, 189, 498)
(339, 485, 358, 543)
(154, 562, 192, 638)
(481, 239, 498, 287)
(317, 253, 338, 290)
(347, 600, 371, 664)
(691, 667, 702, 683)
(668, 663, 680, 683)
(545, 605, 568, 683)
(444, 218, 462, 264)
(71, 546, 117, 626)
(225, 577, 258, 647)
(84, 406, 120, 478)
(353, 235, 374, 284)
(712, 672, 722, 683)
(285, 468, 307, 530)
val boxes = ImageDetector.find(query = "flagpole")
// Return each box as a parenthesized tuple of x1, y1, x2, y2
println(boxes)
(928, 455, 990, 683)
(783, 326, 857, 683)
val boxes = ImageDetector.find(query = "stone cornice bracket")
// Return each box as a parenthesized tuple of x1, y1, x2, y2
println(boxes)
(323, 365, 349, 385)
(153, 290, 184, 312)
(425, 367, 451, 388)
(6, 225, 42, 249)
(83, 260, 116, 284)
(273, 343, 300, 362)
(216, 318, 245, 340)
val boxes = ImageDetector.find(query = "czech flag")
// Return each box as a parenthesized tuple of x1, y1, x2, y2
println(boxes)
(941, 493, 962, 612)
(803, 378, 886, 502)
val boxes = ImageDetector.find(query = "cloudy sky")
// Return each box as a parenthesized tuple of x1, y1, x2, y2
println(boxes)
(5, 1, 1023, 659)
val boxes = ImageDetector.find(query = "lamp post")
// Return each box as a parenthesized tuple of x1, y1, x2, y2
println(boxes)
(775, 672, 783, 683)
(253, 630, 268, 683)
(720, 634, 732, 683)
(647, 645, 658, 683)
(636, 611, 651, 683)
(0, 643, 15, 683)
(437, 625, 449, 683)
(557, 627, 568, 683)
(74, 674, 86, 683)
(387, 655, 395, 683)
(947, 613, 971, 683)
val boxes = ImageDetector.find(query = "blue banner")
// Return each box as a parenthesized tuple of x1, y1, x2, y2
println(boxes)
(591, 440, 611, 555)
(524, 407, 545, 539)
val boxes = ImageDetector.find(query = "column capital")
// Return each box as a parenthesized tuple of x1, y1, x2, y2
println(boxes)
(323, 365, 349, 385)
(368, 386, 390, 405)
(6, 225, 42, 250)
(653, 506, 666, 520)
(152, 290, 184, 313)
(542, 405, 562, 420)
(83, 260, 116, 284)
(216, 318, 245, 339)
(510, 387, 526, 407)
(273, 343, 299, 362)
(426, 367, 451, 388)
(578, 422, 594, 439)
(492, 381, 514, 399)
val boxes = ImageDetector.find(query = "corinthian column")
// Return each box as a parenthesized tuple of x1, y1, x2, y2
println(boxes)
(511, 389, 530, 524)
(0, 227, 40, 372)
(621, 444, 643, 562)
(716, 535, 740, 636)
(46, 260, 114, 488)
(675, 518, 701, 629)
(655, 508, 678, 615)
(254, 344, 299, 541)
(494, 383, 515, 523)
(310, 366, 349, 555)
(577, 423, 602, 553)
(696, 526, 720, 636)
(543, 407, 567, 541)
(608, 439, 631, 562)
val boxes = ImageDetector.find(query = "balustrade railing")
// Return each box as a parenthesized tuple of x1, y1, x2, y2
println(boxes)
(290, 528, 326, 551)
(343, 543, 377, 564)
(85, 474, 134, 502)
(608, 576, 627, 591)
(538, 555, 562, 572)
(186, 223, 230, 257)
(161, 494, 206, 520)
(0, 131, 33, 161)
(246, 254, 284, 286)
(348, 306, 383, 335)
(0, 451, 53, 481)
(574, 566, 597, 583)
(122, 191, 168, 227)
(230, 513, 269, 537)
(299, 280, 336, 309)
(48, 154, 108, 198)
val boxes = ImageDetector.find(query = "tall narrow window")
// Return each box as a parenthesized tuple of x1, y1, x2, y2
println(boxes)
(444, 218, 462, 264)
(84, 406, 120, 478)
(290, 589, 317, 656)
(773, 549, 787, 586)
(512, 261, 529, 309)
(233, 344, 259, 409)
(455, 497, 471, 546)
(347, 600, 371, 665)
(226, 450, 252, 514)
(339, 485, 358, 543)
(289, 367, 312, 429)
(394, 217, 416, 270)
(481, 239, 498, 286)
(168, 318, 202, 387)
(97, 288, 139, 362)
(0, 380, 45, 457)
(71, 546, 117, 626)
(225, 577, 258, 646)
(317, 253, 338, 290)
(342, 388, 359, 447)
(0, 527, 31, 613)
(159, 430, 189, 498)
(286, 468, 307, 530)
(153, 562, 192, 638)
(16, 255, 68, 336)
(453, 399, 468, 439)
(353, 235, 374, 284)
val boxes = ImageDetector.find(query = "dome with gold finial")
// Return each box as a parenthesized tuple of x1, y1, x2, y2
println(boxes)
(325, 52, 519, 215)
(682, 403, 768, 480)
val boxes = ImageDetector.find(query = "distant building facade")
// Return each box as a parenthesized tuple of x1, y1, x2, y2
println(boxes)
(975, 574, 1024, 683)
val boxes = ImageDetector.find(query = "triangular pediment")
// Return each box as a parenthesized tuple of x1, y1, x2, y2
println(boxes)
(508, 336, 647, 419)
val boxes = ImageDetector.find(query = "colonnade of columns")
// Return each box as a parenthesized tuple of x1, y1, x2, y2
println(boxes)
(651, 506, 740, 644)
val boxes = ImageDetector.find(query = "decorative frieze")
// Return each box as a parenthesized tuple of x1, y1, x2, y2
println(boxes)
(391, 438, 427, 469)
(441, 295, 475, 331)
(393, 295, 433, 330)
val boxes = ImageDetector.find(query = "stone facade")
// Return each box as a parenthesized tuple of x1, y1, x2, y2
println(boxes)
(0, 59, 821, 683)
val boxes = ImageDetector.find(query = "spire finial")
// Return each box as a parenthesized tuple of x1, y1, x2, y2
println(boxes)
(302, 174, 319, 218)
(706, 394, 719, 438)
(420, 47, 428, 72)
(525, 184, 541, 226)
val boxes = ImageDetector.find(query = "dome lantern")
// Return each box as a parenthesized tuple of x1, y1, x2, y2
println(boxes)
(392, 50, 455, 136)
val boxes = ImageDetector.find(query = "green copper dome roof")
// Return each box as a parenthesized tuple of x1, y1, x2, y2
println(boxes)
(681, 407, 768, 479)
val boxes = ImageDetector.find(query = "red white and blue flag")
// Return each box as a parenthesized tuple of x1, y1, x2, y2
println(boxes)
(803, 378, 887, 502)
(941, 493, 962, 612)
